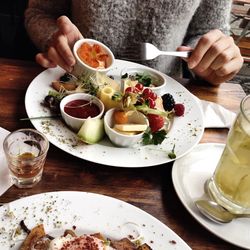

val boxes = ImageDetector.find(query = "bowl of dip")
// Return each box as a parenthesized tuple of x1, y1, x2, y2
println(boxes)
(71, 38, 115, 77)
(60, 93, 105, 131)
(121, 67, 166, 96)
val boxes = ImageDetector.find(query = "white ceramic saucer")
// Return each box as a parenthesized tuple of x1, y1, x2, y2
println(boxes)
(172, 143, 250, 250)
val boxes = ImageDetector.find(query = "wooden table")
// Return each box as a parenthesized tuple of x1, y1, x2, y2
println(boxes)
(0, 58, 246, 250)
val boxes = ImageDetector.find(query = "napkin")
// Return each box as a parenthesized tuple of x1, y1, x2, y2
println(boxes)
(0, 127, 12, 196)
(199, 99, 237, 129)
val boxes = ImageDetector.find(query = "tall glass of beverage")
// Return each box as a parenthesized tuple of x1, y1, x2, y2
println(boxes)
(207, 95, 250, 214)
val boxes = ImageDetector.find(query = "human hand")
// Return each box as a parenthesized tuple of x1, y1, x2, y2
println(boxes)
(178, 29, 244, 85)
(36, 16, 83, 72)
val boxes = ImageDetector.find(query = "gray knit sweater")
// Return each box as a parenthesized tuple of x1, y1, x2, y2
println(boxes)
(25, 0, 232, 76)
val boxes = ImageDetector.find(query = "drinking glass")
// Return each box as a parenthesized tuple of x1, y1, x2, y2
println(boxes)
(3, 128, 49, 188)
(207, 95, 250, 214)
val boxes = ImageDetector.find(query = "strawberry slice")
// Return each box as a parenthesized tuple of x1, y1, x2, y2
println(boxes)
(148, 114, 165, 133)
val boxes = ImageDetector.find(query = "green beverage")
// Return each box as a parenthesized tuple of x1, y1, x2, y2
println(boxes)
(208, 95, 250, 214)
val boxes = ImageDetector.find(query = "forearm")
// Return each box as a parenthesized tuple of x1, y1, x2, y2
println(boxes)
(24, 0, 70, 51)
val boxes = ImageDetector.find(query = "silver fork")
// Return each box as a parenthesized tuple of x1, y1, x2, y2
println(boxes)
(118, 42, 191, 61)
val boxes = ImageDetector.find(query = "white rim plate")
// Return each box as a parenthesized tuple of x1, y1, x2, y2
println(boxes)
(0, 191, 191, 250)
(25, 60, 204, 167)
(172, 143, 250, 249)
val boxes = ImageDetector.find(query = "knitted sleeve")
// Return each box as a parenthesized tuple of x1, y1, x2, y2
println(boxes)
(184, 0, 232, 47)
(24, 0, 70, 51)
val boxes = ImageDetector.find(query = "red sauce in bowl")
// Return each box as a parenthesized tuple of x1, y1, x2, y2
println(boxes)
(64, 99, 100, 119)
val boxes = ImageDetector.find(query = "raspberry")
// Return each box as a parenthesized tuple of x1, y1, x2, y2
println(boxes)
(174, 103, 185, 116)
(162, 93, 175, 111)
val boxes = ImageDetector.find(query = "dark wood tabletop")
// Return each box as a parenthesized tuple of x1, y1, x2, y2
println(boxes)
(0, 58, 246, 250)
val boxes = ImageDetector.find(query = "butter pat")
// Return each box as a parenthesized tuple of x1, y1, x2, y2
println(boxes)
(114, 124, 148, 132)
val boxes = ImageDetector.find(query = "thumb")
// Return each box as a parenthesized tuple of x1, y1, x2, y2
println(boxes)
(177, 46, 193, 61)
(57, 16, 83, 40)
(177, 46, 192, 51)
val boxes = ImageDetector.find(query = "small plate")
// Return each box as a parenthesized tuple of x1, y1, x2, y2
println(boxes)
(172, 143, 250, 249)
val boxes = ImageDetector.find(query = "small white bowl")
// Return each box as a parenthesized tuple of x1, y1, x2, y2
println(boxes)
(71, 38, 115, 76)
(104, 108, 149, 147)
(121, 67, 166, 96)
(60, 93, 104, 131)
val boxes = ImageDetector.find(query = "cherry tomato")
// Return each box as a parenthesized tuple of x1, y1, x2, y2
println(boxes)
(142, 88, 153, 98)
(125, 87, 134, 93)
(113, 110, 129, 124)
(135, 83, 144, 91)
(149, 92, 157, 101)
(148, 98, 156, 108)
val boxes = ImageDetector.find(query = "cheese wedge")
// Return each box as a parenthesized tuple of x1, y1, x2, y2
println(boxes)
(114, 124, 148, 132)
(96, 71, 120, 91)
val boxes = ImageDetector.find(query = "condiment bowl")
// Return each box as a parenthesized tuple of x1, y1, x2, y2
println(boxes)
(104, 108, 149, 147)
(60, 93, 105, 131)
(121, 67, 166, 96)
(71, 38, 115, 77)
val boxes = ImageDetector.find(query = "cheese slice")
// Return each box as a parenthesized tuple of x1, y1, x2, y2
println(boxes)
(114, 124, 148, 132)
(113, 128, 138, 135)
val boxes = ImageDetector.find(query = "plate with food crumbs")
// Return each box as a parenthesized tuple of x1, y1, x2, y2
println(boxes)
(0, 191, 191, 250)
(25, 59, 204, 167)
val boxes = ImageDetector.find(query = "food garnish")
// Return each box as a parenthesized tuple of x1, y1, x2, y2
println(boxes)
(168, 144, 177, 159)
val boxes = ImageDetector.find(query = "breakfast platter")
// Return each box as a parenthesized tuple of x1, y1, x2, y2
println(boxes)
(25, 59, 204, 167)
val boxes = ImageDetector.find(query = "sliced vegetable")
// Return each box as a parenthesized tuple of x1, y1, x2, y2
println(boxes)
(77, 118, 104, 144)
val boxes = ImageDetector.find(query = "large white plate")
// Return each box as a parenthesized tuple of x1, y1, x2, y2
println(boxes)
(172, 143, 250, 249)
(0, 191, 191, 250)
(25, 60, 204, 167)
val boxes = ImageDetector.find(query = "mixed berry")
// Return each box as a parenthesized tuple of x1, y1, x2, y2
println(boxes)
(124, 86, 185, 134)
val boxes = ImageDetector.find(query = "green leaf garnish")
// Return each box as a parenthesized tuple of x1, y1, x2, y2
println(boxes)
(135, 73, 152, 87)
(142, 129, 167, 145)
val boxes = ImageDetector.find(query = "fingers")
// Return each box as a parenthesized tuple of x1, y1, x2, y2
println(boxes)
(52, 32, 75, 67)
(177, 46, 193, 62)
(195, 36, 232, 71)
(36, 15, 84, 71)
(188, 29, 223, 69)
(36, 53, 57, 68)
(56, 16, 73, 35)
(47, 46, 73, 72)
(188, 29, 244, 83)
(57, 15, 83, 42)
(215, 57, 243, 77)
